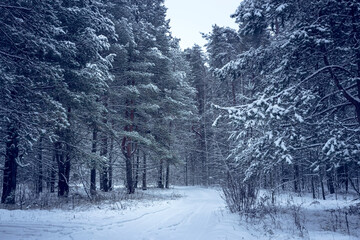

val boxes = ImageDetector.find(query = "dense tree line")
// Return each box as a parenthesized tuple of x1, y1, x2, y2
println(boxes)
(205, 0, 360, 212)
(0, 0, 198, 204)
(2, 0, 359, 210)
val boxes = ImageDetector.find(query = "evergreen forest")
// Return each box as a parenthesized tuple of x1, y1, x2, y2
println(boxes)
(1, 0, 360, 221)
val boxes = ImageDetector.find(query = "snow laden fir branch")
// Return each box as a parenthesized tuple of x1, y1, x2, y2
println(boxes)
(212, 63, 360, 183)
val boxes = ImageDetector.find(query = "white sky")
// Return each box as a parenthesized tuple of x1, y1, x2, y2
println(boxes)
(165, 0, 241, 50)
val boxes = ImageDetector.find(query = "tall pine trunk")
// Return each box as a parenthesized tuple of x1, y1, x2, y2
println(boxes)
(64, 145, 71, 195)
(125, 154, 134, 194)
(1, 125, 19, 204)
(90, 127, 97, 195)
(327, 165, 335, 194)
(56, 141, 65, 196)
(165, 160, 170, 189)
(56, 142, 68, 197)
(158, 159, 164, 188)
(122, 83, 136, 193)
(311, 175, 316, 199)
(100, 132, 109, 192)
(108, 136, 114, 191)
(100, 97, 109, 192)
(134, 150, 140, 189)
(142, 151, 147, 190)
(294, 163, 300, 193)
(320, 168, 326, 200)
(56, 141, 71, 197)
(57, 107, 72, 197)
(37, 137, 43, 194)
(185, 155, 188, 186)
(49, 153, 56, 193)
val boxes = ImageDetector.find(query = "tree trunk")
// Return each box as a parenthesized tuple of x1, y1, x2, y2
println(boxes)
(56, 140, 71, 197)
(37, 137, 43, 194)
(1, 125, 19, 204)
(100, 96, 109, 192)
(311, 175, 316, 199)
(64, 149, 71, 195)
(57, 108, 72, 197)
(320, 169, 326, 200)
(165, 121, 172, 189)
(56, 142, 66, 197)
(185, 155, 188, 186)
(165, 160, 170, 189)
(134, 150, 140, 189)
(125, 155, 134, 194)
(294, 163, 300, 193)
(327, 166, 335, 194)
(191, 156, 195, 186)
(142, 151, 147, 190)
(100, 132, 108, 192)
(108, 136, 114, 191)
(203, 125, 209, 186)
(281, 163, 286, 190)
(90, 127, 97, 195)
(99, 168, 104, 191)
(101, 167, 108, 192)
(122, 134, 135, 194)
(158, 159, 164, 188)
(50, 153, 56, 193)
(122, 87, 136, 194)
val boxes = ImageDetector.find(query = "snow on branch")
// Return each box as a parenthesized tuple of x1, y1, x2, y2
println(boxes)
(212, 115, 222, 127)
(214, 64, 357, 114)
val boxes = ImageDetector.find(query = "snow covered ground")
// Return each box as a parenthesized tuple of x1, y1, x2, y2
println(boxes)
(0, 186, 359, 240)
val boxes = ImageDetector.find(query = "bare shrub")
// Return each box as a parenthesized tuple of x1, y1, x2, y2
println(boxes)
(222, 176, 258, 215)
(290, 204, 307, 237)
(325, 205, 360, 236)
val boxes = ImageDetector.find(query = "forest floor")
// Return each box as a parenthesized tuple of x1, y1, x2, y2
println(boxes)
(0, 186, 359, 240)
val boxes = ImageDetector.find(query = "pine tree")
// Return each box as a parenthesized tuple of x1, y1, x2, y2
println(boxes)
(0, 0, 115, 202)
(0, 0, 66, 204)
(184, 45, 211, 185)
(211, 0, 360, 207)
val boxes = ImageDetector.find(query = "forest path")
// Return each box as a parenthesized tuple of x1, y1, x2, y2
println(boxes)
(0, 186, 254, 240)
(70, 186, 252, 240)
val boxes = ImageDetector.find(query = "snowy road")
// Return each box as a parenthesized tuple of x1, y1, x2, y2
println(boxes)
(0, 187, 253, 240)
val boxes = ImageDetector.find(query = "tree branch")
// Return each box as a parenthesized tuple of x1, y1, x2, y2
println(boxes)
(330, 70, 359, 106)
(323, 54, 360, 123)
(308, 102, 353, 119)
(215, 65, 357, 111)
(0, 50, 26, 60)
(131, 143, 138, 156)
(0, 4, 31, 11)
(289, 143, 324, 151)
(192, 125, 202, 138)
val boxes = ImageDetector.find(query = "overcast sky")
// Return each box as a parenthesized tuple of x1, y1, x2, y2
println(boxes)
(165, 0, 240, 50)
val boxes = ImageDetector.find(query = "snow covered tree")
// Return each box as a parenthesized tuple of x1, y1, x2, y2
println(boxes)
(51, 0, 115, 197)
(183, 45, 212, 185)
(107, 0, 187, 193)
(0, 0, 115, 202)
(0, 0, 67, 204)
(211, 0, 360, 207)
